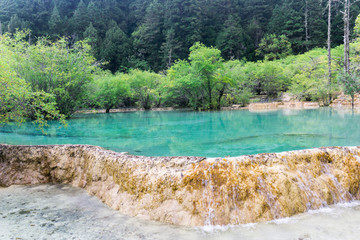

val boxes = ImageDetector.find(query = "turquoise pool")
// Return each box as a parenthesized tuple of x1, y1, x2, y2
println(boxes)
(0, 108, 359, 157)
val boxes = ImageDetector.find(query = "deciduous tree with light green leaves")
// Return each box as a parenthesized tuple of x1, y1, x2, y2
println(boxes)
(91, 72, 131, 113)
(127, 69, 163, 110)
(0, 33, 64, 129)
(4, 31, 97, 118)
(167, 42, 233, 110)
(338, 70, 360, 108)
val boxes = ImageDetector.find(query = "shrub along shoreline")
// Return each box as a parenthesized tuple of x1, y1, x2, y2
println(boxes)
(2, 30, 360, 129)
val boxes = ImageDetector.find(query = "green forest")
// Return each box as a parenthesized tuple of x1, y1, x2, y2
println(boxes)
(1, 0, 360, 72)
(2, 0, 360, 128)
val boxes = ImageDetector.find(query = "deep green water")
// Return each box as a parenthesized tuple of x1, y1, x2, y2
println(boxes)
(0, 108, 359, 157)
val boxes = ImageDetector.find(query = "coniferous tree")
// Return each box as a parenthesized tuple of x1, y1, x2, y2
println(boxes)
(162, 0, 189, 62)
(268, 4, 305, 53)
(1, 0, 360, 72)
(49, 5, 62, 35)
(186, 0, 203, 44)
(132, 0, 164, 71)
(216, 15, 247, 60)
(71, 0, 88, 37)
(7, 14, 24, 33)
(84, 22, 99, 57)
(86, 1, 102, 30)
(161, 28, 181, 68)
(307, 0, 327, 49)
(101, 21, 131, 73)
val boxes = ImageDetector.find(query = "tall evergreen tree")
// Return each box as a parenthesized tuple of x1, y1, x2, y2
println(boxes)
(49, 5, 62, 35)
(132, 0, 164, 71)
(71, 0, 88, 36)
(216, 15, 247, 60)
(84, 22, 99, 57)
(307, 0, 327, 48)
(161, 28, 181, 68)
(7, 14, 24, 33)
(101, 21, 131, 73)
(268, 4, 305, 53)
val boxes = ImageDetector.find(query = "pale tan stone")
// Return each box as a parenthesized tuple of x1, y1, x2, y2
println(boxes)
(331, 93, 360, 108)
(249, 101, 319, 112)
(0, 144, 359, 226)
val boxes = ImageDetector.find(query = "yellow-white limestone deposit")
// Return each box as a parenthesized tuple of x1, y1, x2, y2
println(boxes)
(0, 144, 359, 226)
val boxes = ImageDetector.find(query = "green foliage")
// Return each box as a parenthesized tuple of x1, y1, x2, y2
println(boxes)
(267, 4, 305, 53)
(338, 71, 360, 107)
(83, 22, 99, 56)
(161, 28, 181, 68)
(224, 88, 253, 107)
(256, 34, 292, 61)
(0, 33, 64, 129)
(71, 0, 87, 36)
(167, 42, 232, 110)
(355, 14, 360, 39)
(7, 14, 26, 33)
(306, 0, 327, 49)
(127, 69, 163, 110)
(253, 61, 289, 98)
(100, 21, 131, 73)
(1, 0, 358, 73)
(132, 0, 164, 72)
(216, 15, 247, 60)
(232, 60, 288, 99)
(48, 5, 62, 34)
(286, 48, 341, 104)
(3, 30, 97, 117)
(90, 72, 131, 112)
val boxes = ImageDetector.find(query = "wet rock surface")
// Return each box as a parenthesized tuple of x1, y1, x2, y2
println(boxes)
(1, 184, 360, 240)
(0, 184, 197, 240)
(0, 144, 360, 226)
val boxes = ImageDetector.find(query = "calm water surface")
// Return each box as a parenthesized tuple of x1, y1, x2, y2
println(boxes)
(1, 108, 359, 157)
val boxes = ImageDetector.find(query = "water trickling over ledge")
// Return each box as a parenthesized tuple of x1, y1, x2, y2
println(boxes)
(0, 144, 359, 226)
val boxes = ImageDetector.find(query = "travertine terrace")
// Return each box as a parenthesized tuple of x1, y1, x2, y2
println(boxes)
(0, 144, 359, 226)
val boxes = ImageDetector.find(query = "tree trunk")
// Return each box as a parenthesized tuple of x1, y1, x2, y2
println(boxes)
(343, 0, 351, 74)
(305, 0, 309, 51)
(347, 0, 351, 72)
(207, 79, 213, 109)
(217, 85, 226, 109)
(328, 0, 332, 103)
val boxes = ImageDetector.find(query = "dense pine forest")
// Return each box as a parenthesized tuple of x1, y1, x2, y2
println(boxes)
(1, 0, 359, 73)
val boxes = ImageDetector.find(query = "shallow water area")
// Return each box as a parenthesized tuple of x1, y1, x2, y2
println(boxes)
(1, 184, 360, 240)
(1, 108, 360, 157)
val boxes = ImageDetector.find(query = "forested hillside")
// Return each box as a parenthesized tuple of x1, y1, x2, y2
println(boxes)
(1, 0, 359, 73)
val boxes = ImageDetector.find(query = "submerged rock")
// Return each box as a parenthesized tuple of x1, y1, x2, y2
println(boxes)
(0, 144, 359, 226)
(248, 101, 320, 112)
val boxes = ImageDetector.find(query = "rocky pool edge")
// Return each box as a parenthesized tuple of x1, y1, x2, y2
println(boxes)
(0, 144, 359, 226)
